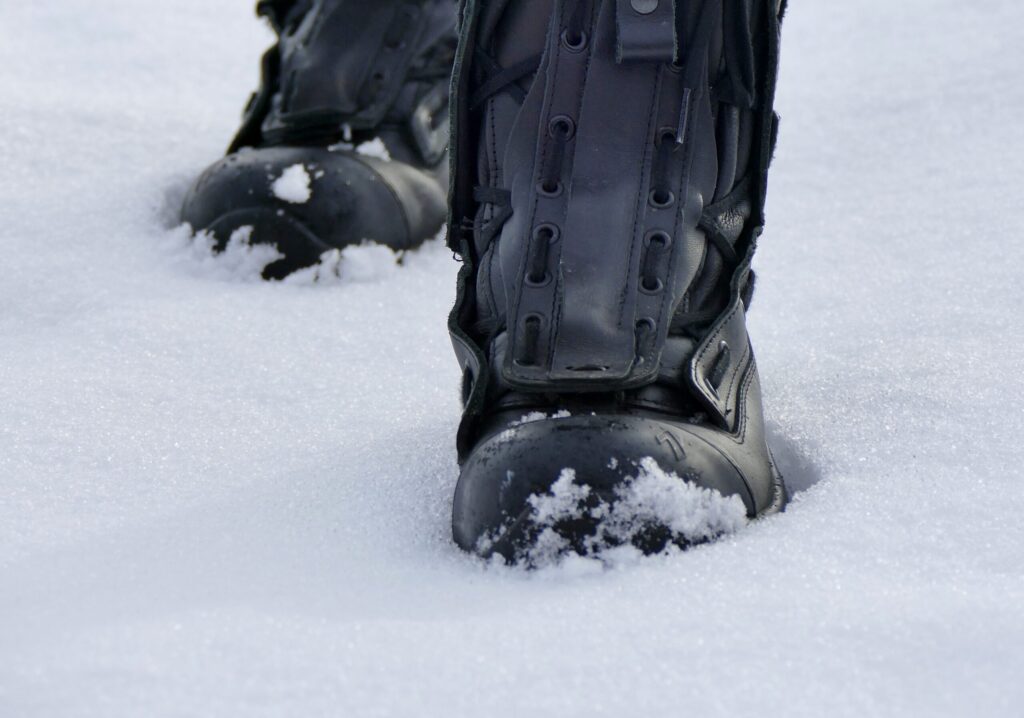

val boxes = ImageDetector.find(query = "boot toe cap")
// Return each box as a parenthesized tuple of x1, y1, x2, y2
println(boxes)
(452, 414, 765, 562)
(180, 146, 445, 279)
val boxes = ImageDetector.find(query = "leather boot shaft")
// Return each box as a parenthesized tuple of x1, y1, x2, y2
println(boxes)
(447, 0, 785, 456)
(231, 0, 457, 169)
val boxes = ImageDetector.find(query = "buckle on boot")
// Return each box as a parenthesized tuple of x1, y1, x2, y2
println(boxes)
(409, 83, 450, 166)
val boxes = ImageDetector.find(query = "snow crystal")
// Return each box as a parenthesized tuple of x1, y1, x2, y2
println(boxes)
(271, 163, 312, 203)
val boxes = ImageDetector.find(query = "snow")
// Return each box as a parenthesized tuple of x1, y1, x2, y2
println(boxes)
(270, 163, 312, 203)
(282, 243, 402, 286)
(512, 409, 573, 426)
(355, 137, 392, 161)
(496, 459, 749, 568)
(163, 225, 283, 282)
(1, 1, 1023, 716)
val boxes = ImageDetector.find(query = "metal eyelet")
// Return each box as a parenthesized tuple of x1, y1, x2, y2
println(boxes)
(537, 180, 563, 198)
(640, 277, 665, 294)
(648, 189, 675, 209)
(561, 29, 588, 52)
(644, 229, 673, 248)
(549, 115, 576, 140)
(657, 128, 678, 146)
(534, 223, 560, 243)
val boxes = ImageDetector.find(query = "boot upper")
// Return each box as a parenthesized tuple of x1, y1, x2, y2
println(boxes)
(447, 0, 785, 458)
(232, 0, 457, 169)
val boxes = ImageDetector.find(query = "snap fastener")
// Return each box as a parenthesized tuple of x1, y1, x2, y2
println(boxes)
(630, 0, 659, 15)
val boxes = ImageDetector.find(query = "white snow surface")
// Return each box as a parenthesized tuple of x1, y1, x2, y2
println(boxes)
(270, 163, 312, 203)
(2, 1, 1023, 716)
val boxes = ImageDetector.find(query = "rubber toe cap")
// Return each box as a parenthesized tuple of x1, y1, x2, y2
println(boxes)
(452, 414, 767, 561)
(181, 146, 446, 279)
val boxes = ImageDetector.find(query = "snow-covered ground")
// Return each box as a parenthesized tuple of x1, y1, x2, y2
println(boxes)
(2, 1, 1022, 715)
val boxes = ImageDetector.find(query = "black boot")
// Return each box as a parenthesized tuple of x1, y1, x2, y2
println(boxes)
(182, 0, 456, 279)
(447, 0, 788, 563)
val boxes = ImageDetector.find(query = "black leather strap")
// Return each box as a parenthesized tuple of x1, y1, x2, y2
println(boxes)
(615, 0, 677, 63)
(688, 290, 754, 432)
(502, 0, 710, 392)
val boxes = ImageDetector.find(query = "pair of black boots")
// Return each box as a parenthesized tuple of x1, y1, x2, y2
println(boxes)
(183, 0, 788, 563)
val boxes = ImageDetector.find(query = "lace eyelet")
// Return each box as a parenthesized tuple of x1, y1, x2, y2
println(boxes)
(525, 225, 558, 288)
(644, 229, 673, 248)
(534, 223, 560, 243)
(537, 180, 563, 198)
(514, 315, 544, 367)
(630, 317, 655, 358)
(561, 29, 588, 52)
(640, 277, 665, 294)
(648, 189, 675, 209)
(635, 318, 658, 354)
(657, 128, 678, 146)
(548, 115, 576, 140)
